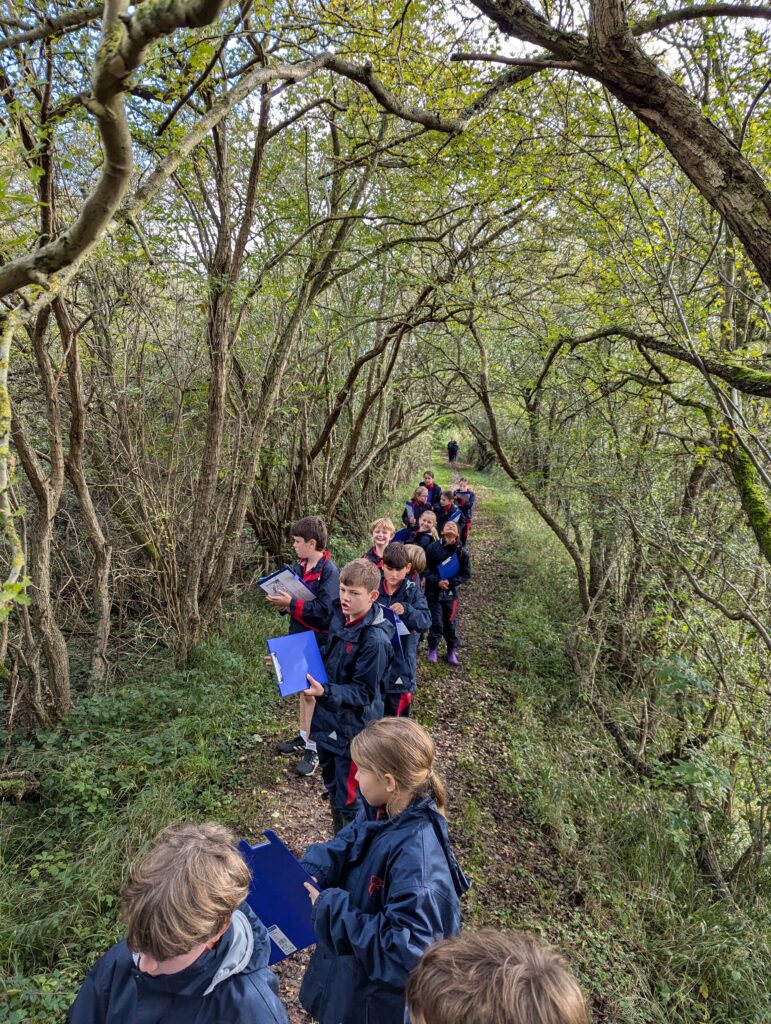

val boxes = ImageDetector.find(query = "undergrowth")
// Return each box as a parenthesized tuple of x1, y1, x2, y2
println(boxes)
(455, 463, 770, 1024)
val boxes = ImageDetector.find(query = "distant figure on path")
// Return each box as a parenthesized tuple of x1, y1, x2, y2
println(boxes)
(447, 439, 459, 463)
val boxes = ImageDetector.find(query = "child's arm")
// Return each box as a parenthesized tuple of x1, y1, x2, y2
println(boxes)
(289, 563, 338, 632)
(398, 585, 431, 634)
(311, 875, 455, 988)
(300, 825, 358, 888)
(454, 549, 471, 587)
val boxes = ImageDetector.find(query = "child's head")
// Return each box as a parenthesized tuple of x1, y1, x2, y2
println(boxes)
(418, 509, 439, 539)
(339, 559, 381, 619)
(290, 516, 328, 557)
(458, 478, 470, 490)
(423, 471, 435, 486)
(413, 485, 429, 504)
(370, 517, 396, 548)
(382, 542, 410, 590)
(441, 521, 460, 545)
(439, 490, 454, 509)
(406, 930, 589, 1024)
(404, 543, 427, 575)
(350, 718, 446, 815)
(121, 822, 249, 966)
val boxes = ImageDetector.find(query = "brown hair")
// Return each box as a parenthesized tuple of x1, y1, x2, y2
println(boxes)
(350, 718, 447, 815)
(406, 931, 589, 1024)
(121, 822, 250, 960)
(418, 509, 439, 541)
(383, 542, 410, 570)
(370, 517, 396, 535)
(423, 470, 435, 480)
(291, 515, 328, 550)
(404, 543, 427, 574)
(441, 520, 460, 541)
(440, 490, 454, 502)
(339, 558, 381, 593)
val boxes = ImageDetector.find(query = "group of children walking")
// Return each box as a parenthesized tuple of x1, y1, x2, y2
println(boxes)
(67, 464, 591, 1024)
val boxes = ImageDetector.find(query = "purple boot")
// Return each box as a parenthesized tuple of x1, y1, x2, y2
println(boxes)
(447, 648, 460, 666)
(427, 648, 438, 663)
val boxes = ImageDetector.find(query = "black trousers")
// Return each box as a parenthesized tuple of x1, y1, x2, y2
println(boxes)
(428, 598, 458, 650)
(318, 745, 361, 825)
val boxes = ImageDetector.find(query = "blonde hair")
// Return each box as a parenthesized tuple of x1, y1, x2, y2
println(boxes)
(340, 558, 381, 592)
(121, 822, 250, 960)
(406, 930, 589, 1024)
(404, 544, 426, 574)
(370, 517, 396, 535)
(412, 486, 429, 502)
(418, 509, 439, 541)
(350, 718, 447, 815)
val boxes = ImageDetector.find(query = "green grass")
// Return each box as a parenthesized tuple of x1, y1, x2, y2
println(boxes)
(2, 454, 768, 1022)
(452, 463, 771, 1024)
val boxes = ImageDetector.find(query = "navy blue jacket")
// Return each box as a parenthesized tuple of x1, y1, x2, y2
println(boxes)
(299, 798, 470, 1024)
(287, 552, 339, 651)
(402, 499, 430, 528)
(424, 540, 471, 603)
(411, 529, 437, 551)
(436, 503, 466, 535)
(362, 547, 385, 571)
(378, 578, 431, 694)
(68, 904, 288, 1024)
(419, 481, 442, 508)
(452, 488, 475, 518)
(311, 603, 394, 754)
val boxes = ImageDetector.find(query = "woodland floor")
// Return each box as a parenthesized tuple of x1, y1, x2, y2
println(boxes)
(231, 464, 605, 1023)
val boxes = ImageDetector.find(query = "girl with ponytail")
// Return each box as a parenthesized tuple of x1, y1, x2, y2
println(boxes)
(298, 718, 470, 1024)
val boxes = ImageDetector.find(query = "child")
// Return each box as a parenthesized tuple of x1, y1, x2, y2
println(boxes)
(303, 559, 394, 832)
(413, 509, 440, 550)
(406, 930, 589, 1024)
(269, 516, 339, 777)
(403, 485, 430, 529)
(435, 490, 466, 536)
(452, 477, 475, 543)
(68, 822, 289, 1024)
(378, 542, 431, 717)
(424, 521, 471, 666)
(420, 470, 442, 509)
(363, 517, 396, 571)
(299, 718, 470, 1024)
(404, 543, 427, 586)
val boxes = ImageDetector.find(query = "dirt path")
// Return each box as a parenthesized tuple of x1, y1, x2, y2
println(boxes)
(234, 464, 566, 1021)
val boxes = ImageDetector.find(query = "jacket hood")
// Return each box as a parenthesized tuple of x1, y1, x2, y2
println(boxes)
(131, 904, 269, 997)
(353, 798, 470, 898)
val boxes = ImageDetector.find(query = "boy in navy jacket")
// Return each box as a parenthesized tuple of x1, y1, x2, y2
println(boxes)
(424, 521, 471, 666)
(362, 516, 396, 571)
(68, 823, 288, 1024)
(268, 516, 339, 777)
(303, 559, 394, 832)
(378, 542, 431, 717)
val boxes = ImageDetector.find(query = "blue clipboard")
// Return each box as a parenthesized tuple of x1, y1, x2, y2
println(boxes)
(239, 831, 318, 964)
(379, 605, 404, 652)
(438, 552, 460, 580)
(266, 630, 328, 698)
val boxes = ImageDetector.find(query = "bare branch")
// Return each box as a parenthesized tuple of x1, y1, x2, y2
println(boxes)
(0, 3, 103, 53)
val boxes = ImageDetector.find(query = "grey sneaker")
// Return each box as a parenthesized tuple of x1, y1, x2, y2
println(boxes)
(295, 749, 319, 776)
(276, 733, 305, 755)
